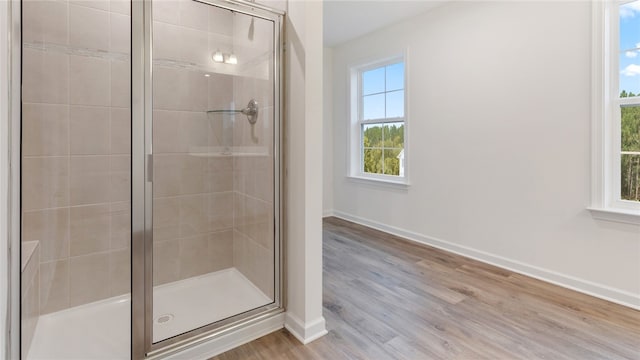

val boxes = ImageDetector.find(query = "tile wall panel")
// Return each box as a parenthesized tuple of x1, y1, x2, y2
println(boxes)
(21, 0, 132, 317)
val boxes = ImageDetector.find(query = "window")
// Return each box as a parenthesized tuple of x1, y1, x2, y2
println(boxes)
(617, 1, 640, 205)
(591, 0, 640, 223)
(350, 58, 407, 184)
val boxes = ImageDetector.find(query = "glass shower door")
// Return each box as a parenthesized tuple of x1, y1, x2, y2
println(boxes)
(149, 0, 279, 344)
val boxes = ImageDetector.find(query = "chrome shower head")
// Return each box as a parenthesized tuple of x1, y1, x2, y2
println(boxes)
(248, 17, 254, 41)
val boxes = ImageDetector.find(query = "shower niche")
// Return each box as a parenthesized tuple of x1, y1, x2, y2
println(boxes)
(19, 0, 283, 358)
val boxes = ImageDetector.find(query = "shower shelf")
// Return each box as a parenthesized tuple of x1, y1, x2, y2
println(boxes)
(206, 110, 240, 114)
(188, 146, 269, 158)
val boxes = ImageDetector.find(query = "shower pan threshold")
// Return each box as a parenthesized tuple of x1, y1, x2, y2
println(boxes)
(27, 268, 271, 360)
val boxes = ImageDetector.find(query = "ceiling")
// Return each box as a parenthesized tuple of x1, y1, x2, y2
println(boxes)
(323, 1, 444, 47)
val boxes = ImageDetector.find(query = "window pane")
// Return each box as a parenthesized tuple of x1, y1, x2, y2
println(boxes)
(363, 148, 383, 174)
(620, 1, 640, 96)
(622, 106, 640, 152)
(383, 149, 402, 176)
(363, 123, 383, 147)
(386, 90, 404, 118)
(621, 154, 640, 201)
(363, 93, 385, 120)
(619, 53, 640, 97)
(620, 1, 640, 52)
(362, 67, 385, 95)
(383, 122, 404, 149)
(386, 62, 404, 91)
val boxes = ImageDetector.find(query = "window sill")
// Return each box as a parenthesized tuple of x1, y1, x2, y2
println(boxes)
(587, 207, 640, 225)
(346, 175, 410, 189)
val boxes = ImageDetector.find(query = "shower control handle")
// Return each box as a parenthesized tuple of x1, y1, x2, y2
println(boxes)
(241, 99, 259, 125)
(206, 99, 259, 125)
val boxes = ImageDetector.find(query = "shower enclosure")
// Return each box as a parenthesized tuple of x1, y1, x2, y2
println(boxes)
(19, 0, 283, 358)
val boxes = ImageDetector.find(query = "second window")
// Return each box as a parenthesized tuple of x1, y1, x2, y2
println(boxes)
(358, 61, 406, 178)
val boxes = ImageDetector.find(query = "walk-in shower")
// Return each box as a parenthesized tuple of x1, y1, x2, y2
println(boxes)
(19, 0, 283, 358)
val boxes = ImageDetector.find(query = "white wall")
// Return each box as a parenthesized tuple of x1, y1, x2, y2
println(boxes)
(283, 0, 327, 343)
(323, 47, 334, 215)
(329, 1, 640, 308)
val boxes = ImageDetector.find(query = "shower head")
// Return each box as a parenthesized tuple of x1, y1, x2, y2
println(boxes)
(248, 0, 255, 41)
(248, 18, 254, 41)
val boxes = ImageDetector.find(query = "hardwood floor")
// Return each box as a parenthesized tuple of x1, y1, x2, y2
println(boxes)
(213, 217, 640, 359)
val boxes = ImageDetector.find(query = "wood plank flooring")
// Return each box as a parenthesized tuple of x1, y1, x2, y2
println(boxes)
(213, 217, 640, 359)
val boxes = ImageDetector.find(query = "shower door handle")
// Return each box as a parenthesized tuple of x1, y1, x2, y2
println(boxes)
(147, 154, 153, 182)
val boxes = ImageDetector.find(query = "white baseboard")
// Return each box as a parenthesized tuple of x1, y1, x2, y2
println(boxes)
(284, 312, 328, 344)
(165, 312, 285, 360)
(331, 210, 640, 310)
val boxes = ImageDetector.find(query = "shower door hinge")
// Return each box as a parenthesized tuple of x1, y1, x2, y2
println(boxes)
(146, 154, 153, 182)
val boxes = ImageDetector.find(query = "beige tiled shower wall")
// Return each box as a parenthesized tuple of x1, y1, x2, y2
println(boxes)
(21, 242, 39, 357)
(151, 0, 276, 299)
(233, 154, 275, 299)
(21, 0, 131, 314)
(151, 0, 237, 285)
(231, 11, 275, 299)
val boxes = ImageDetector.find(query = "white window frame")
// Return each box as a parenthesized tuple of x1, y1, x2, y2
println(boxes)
(590, 0, 640, 224)
(348, 54, 409, 187)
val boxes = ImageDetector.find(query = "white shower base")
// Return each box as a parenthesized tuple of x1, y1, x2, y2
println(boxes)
(28, 268, 271, 360)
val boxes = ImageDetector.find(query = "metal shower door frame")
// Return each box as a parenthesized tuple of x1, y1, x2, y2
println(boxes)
(4, 0, 22, 358)
(131, 0, 285, 358)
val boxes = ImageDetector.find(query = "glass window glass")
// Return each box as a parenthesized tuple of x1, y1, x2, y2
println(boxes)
(363, 148, 383, 174)
(386, 90, 404, 118)
(619, 1, 640, 96)
(383, 149, 402, 176)
(383, 122, 404, 149)
(385, 62, 404, 91)
(363, 123, 383, 148)
(621, 106, 640, 152)
(621, 154, 640, 201)
(621, 106, 640, 202)
(362, 67, 385, 95)
(363, 93, 385, 120)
